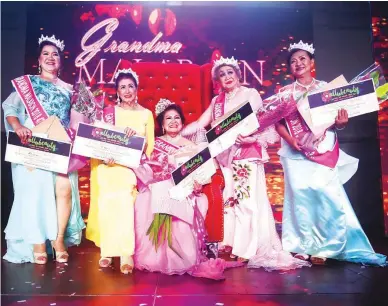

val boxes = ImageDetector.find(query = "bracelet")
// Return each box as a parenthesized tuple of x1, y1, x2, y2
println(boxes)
(335, 125, 345, 131)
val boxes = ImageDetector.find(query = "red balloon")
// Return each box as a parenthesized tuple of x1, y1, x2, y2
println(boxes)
(164, 9, 177, 36)
(148, 8, 177, 36)
(211, 49, 222, 64)
(131, 5, 143, 25)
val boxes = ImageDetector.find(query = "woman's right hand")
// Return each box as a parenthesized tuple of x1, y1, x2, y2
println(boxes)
(104, 158, 115, 166)
(14, 124, 32, 144)
(289, 137, 302, 151)
(124, 127, 136, 137)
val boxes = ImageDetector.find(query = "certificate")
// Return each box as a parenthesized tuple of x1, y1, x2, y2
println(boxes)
(308, 79, 379, 127)
(206, 102, 260, 157)
(297, 75, 348, 137)
(5, 131, 72, 174)
(72, 123, 145, 168)
(170, 147, 216, 200)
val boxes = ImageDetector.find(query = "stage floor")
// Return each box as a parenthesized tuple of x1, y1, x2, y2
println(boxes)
(1, 238, 388, 306)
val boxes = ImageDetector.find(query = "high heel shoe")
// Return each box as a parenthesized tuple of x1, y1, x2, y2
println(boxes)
(51, 236, 69, 263)
(120, 256, 134, 274)
(99, 257, 113, 268)
(237, 257, 249, 263)
(33, 252, 48, 265)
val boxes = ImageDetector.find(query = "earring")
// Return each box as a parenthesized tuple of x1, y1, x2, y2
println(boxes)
(135, 96, 138, 104)
(162, 127, 165, 134)
(116, 94, 121, 105)
(57, 70, 60, 77)
(38, 65, 41, 74)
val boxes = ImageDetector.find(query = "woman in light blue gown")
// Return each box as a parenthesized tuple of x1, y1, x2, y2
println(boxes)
(254, 41, 386, 266)
(2, 35, 85, 264)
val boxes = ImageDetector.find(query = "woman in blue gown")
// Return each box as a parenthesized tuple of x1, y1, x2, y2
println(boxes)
(2, 35, 85, 264)
(255, 40, 386, 266)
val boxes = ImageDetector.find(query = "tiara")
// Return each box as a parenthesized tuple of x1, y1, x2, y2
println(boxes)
(288, 40, 315, 54)
(38, 35, 65, 52)
(211, 56, 241, 79)
(155, 98, 175, 116)
(114, 68, 140, 85)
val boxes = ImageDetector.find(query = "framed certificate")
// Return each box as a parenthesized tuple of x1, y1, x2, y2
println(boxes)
(72, 123, 145, 168)
(206, 102, 259, 157)
(308, 79, 379, 127)
(170, 147, 216, 200)
(5, 132, 72, 174)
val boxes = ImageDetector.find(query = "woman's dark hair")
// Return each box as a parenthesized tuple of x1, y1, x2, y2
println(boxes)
(38, 41, 64, 70)
(115, 73, 138, 91)
(287, 49, 314, 66)
(156, 104, 186, 133)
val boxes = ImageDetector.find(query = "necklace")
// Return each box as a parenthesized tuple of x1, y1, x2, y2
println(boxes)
(293, 78, 316, 101)
(165, 134, 182, 144)
(295, 78, 315, 90)
(225, 86, 240, 102)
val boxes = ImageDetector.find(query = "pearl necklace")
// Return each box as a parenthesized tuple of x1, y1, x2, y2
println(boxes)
(295, 78, 316, 91)
(225, 86, 240, 102)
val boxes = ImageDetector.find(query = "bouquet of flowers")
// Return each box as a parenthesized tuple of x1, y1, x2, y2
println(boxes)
(351, 63, 388, 104)
(70, 79, 105, 123)
(67, 79, 105, 173)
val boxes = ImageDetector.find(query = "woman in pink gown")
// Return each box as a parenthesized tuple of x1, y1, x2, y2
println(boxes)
(134, 99, 242, 279)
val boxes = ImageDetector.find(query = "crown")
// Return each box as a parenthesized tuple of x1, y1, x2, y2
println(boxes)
(288, 40, 315, 54)
(155, 98, 175, 116)
(211, 56, 241, 79)
(114, 68, 140, 86)
(38, 35, 65, 52)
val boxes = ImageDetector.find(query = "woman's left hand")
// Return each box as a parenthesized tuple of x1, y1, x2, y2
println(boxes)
(236, 134, 256, 145)
(193, 180, 203, 195)
(124, 127, 136, 137)
(335, 109, 348, 130)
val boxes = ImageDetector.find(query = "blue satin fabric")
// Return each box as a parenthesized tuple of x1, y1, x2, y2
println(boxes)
(281, 155, 387, 266)
(2, 76, 85, 263)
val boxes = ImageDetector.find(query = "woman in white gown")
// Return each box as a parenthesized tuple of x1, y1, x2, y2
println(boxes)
(182, 57, 310, 271)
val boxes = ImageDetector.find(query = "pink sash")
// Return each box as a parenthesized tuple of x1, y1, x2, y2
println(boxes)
(285, 112, 339, 168)
(259, 84, 339, 168)
(12, 75, 87, 172)
(283, 99, 339, 169)
(12, 75, 49, 126)
(154, 137, 180, 155)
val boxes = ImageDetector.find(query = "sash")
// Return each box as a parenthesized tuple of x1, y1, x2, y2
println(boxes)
(154, 137, 180, 155)
(285, 105, 339, 168)
(212, 91, 262, 161)
(11, 75, 88, 172)
(11, 75, 75, 140)
(212, 92, 226, 121)
(102, 105, 115, 125)
(12, 75, 49, 126)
